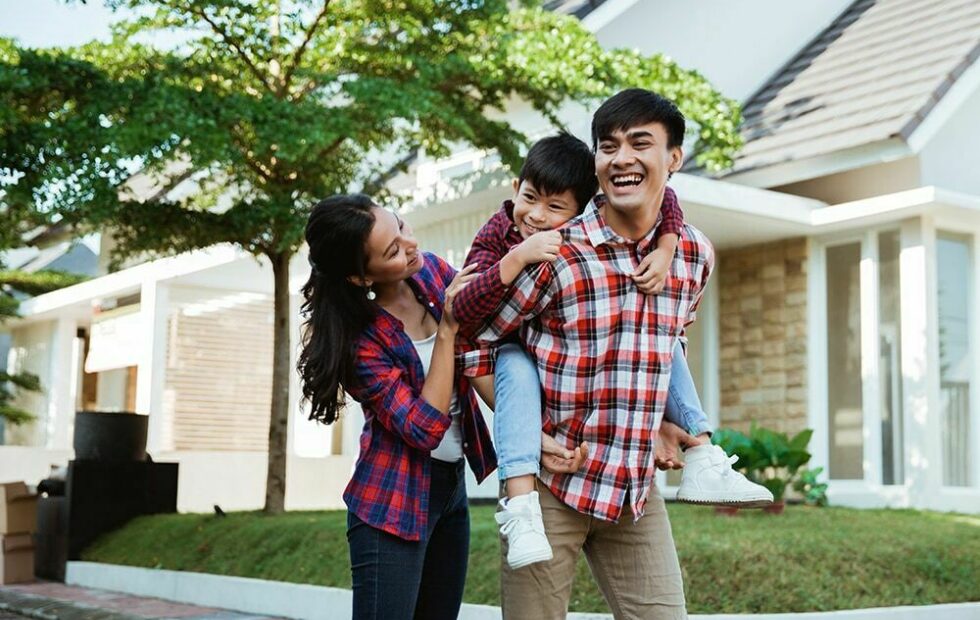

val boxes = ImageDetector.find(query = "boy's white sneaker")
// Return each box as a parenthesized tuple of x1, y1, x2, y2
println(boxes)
(495, 491, 553, 569)
(676, 444, 774, 507)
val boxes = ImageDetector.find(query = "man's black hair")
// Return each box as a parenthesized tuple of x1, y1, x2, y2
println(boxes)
(518, 132, 597, 213)
(591, 88, 686, 150)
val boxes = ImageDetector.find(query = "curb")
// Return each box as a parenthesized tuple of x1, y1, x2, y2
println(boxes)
(66, 562, 980, 620)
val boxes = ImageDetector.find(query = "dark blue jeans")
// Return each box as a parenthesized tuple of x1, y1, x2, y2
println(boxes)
(347, 458, 469, 620)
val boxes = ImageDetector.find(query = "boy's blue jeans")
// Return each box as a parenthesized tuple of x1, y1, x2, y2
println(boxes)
(494, 340, 712, 482)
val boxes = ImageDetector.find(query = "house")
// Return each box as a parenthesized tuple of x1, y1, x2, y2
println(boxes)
(2, 0, 978, 513)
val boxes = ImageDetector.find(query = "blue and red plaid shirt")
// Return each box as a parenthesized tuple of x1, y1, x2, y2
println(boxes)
(343, 252, 496, 541)
(454, 187, 685, 374)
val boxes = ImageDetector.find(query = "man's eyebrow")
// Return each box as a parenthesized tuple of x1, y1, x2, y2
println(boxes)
(626, 130, 654, 140)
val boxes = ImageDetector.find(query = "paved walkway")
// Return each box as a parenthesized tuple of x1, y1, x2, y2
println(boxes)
(0, 582, 282, 620)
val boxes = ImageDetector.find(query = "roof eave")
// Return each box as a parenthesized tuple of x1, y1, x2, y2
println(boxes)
(719, 137, 914, 189)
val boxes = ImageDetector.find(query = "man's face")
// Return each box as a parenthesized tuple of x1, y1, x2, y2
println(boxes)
(594, 122, 681, 215)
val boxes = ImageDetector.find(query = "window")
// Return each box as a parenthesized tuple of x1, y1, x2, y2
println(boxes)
(878, 231, 904, 485)
(826, 243, 864, 480)
(937, 232, 973, 487)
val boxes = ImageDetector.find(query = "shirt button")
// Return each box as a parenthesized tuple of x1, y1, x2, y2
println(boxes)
(428, 302, 434, 307)
(463, 442, 469, 448)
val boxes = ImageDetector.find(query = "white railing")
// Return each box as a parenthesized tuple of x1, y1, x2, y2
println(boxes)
(941, 380, 971, 487)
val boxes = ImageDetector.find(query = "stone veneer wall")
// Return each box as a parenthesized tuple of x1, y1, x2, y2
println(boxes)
(717, 238, 809, 435)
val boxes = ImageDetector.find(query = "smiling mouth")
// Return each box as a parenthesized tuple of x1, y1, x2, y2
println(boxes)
(611, 173, 644, 188)
(522, 221, 549, 235)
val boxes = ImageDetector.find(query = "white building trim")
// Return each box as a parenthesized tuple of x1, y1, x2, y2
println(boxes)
(722, 138, 914, 189)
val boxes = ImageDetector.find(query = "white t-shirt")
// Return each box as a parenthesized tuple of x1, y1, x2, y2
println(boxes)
(410, 332, 463, 462)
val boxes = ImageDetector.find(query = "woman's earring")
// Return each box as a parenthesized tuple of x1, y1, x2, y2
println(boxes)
(366, 286, 376, 301)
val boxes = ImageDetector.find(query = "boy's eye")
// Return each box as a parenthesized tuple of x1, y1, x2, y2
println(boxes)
(523, 192, 536, 201)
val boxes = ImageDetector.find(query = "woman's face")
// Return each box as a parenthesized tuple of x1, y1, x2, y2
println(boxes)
(362, 206, 424, 285)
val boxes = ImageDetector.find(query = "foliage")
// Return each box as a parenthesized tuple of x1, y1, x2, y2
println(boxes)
(0, 0, 742, 509)
(712, 425, 824, 503)
(82, 504, 980, 614)
(793, 466, 829, 507)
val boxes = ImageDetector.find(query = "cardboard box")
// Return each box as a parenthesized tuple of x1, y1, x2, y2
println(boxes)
(0, 482, 38, 534)
(1, 533, 35, 584)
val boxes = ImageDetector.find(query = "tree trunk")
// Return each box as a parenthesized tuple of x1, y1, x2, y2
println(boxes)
(264, 250, 292, 514)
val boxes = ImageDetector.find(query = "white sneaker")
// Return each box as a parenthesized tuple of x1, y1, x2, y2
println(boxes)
(676, 444, 774, 507)
(495, 491, 553, 569)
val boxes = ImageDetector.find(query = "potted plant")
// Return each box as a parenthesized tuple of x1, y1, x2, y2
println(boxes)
(712, 425, 823, 514)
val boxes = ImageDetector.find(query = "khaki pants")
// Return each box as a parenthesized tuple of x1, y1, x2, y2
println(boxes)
(500, 480, 686, 620)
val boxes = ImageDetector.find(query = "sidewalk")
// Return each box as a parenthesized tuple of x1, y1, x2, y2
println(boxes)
(0, 582, 283, 620)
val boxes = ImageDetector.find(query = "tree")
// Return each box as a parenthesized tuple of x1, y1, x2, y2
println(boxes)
(0, 0, 742, 513)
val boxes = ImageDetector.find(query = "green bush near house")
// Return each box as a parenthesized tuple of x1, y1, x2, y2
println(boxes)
(712, 425, 827, 504)
(82, 504, 980, 614)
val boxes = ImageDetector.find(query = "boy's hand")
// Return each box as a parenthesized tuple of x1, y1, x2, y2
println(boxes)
(632, 246, 673, 294)
(512, 230, 562, 267)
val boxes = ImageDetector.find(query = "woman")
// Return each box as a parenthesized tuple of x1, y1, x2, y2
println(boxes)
(297, 193, 496, 620)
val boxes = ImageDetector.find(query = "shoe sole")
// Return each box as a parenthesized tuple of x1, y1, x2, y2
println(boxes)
(508, 547, 554, 570)
(675, 495, 774, 508)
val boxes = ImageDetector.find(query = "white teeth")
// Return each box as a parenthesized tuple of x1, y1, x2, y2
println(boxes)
(611, 174, 643, 186)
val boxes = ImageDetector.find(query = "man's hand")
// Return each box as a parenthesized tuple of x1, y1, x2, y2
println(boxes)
(540, 432, 588, 474)
(512, 230, 562, 267)
(656, 420, 696, 470)
(632, 246, 673, 295)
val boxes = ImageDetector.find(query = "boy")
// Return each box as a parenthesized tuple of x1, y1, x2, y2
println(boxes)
(454, 131, 771, 571)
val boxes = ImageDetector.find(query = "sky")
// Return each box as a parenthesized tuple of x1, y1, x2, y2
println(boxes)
(0, 0, 118, 48)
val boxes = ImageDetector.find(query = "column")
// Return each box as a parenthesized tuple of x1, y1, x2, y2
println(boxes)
(45, 315, 78, 450)
(899, 217, 942, 508)
(136, 280, 171, 453)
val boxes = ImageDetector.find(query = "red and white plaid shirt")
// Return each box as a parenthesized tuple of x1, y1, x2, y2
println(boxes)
(474, 199, 713, 523)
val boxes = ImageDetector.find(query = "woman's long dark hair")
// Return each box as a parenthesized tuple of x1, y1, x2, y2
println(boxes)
(298, 194, 378, 424)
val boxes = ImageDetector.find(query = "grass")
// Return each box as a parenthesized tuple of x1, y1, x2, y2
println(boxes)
(81, 504, 980, 614)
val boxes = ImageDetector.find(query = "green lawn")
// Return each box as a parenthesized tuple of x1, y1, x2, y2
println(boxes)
(82, 504, 980, 614)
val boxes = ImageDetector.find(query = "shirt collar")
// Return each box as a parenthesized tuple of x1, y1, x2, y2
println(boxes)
(584, 195, 662, 253)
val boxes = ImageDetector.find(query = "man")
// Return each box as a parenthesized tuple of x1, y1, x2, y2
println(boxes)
(475, 88, 713, 619)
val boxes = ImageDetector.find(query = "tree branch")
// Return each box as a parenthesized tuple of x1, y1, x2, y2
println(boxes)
(280, 1, 332, 96)
(187, 5, 274, 93)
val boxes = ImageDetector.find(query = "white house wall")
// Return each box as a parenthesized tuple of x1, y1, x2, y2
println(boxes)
(5, 321, 55, 447)
(919, 81, 980, 197)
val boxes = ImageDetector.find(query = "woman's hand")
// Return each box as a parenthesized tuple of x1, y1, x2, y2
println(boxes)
(441, 264, 479, 332)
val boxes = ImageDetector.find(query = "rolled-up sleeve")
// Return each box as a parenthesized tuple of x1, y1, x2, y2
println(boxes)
(347, 339, 451, 451)
(476, 260, 558, 344)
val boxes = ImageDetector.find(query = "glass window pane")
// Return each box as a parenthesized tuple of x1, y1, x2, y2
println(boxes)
(878, 231, 904, 485)
(827, 243, 864, 480)
(937, 232, 972, 487)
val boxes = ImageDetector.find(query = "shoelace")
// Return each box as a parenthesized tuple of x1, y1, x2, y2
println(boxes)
(499, 512, 533, 537)
(710, 450, 741, 479)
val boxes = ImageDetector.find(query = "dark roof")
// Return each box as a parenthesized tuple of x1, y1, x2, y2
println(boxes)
(721, 0, 980, 178)
(544, 0, 609, 20)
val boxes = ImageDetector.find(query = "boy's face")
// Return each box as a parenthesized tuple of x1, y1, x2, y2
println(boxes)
(510, 179, 579, 240)
(594, 122, 681, 216)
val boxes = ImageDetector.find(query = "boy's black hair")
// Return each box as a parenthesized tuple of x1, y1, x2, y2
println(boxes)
(518, 131, 597, 213)
(591, 88, 686, 150)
